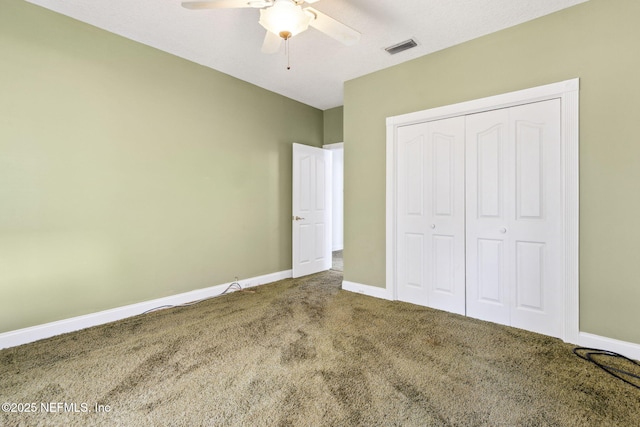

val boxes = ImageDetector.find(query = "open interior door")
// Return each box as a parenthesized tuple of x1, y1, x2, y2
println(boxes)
(292, 143, 332, 278)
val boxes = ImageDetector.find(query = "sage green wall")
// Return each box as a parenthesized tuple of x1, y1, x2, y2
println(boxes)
(344, 0, 640, 344)
(0, 0, 322, 333)
(323, 106, 344, 145)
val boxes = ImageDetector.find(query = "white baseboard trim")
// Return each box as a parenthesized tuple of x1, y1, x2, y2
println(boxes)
(576, 332, 640, 361)
(342, 280, 392, 300)
(0, 270, 292, 350)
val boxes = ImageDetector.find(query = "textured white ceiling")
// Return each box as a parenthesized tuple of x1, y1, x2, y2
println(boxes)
(25, 0, 588, 110)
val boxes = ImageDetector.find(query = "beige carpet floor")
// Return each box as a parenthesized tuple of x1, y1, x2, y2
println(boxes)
(1, 270, 639, 426)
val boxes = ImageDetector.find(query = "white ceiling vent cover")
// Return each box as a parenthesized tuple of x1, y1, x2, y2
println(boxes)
(385, 38, 418, 55)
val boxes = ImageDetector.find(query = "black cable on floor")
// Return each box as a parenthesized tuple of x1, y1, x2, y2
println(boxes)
(142, 281, 253, 315)
(573, 347, 640, 390)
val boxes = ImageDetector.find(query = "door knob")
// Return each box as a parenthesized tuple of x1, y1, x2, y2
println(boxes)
(499, 227, 507, 233)
(292, 216, 305, 221)
(430, 224, 436, 229)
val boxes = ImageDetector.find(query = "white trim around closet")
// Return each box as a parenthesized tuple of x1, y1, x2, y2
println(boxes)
(385, 79, 580, 344)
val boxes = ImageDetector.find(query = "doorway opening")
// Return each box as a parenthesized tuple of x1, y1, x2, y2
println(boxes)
(324, 142, 344, 272)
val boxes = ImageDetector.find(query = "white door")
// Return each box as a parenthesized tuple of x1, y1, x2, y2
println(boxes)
(466, 99, 563, 337)
(396, 117, 466, 314)
(292, 143, 332, 278)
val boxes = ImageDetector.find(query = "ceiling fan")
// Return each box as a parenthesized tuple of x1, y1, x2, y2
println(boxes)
(181, 0, 361, 54)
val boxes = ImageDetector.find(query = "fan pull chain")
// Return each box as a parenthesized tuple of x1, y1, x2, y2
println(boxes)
(286, 38, 291, 70)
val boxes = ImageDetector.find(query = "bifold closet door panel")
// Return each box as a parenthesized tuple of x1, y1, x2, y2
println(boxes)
(396, 117, 465, 314)
(465, 100, 563, 338)
(508, 100, 563, 338)
(465, 108, 511, 326)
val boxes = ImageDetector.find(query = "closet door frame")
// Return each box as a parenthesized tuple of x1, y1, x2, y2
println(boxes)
(386, 79, 579, 343)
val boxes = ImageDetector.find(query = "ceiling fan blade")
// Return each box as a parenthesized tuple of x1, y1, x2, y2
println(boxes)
(181, 0, 254, 10)
(305, 7, 360, 46)
(261, 31, 282, 54)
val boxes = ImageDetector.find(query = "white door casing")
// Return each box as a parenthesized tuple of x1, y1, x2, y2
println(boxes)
(386, 79, 579, 343)
(465, 100, 563, 337)
(396, 117, 466, 314)
(292, 143, 332, 278)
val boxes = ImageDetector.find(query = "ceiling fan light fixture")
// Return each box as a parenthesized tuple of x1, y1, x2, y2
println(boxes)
(259, 0, 312, 39)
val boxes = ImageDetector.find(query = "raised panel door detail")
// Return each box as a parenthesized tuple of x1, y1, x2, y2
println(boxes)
(477, 238, 504, 304)
(433, 235, 454, 294)
(515, 241, 545, 311)
(516, 122, 543, 220)
(299, 224, 311, 264)
(433, 133, 453, 216)
(403, 136, 424, 216)
(299, 156, 312, 212)
(477, 125, 503, 218)
(405, 233, 424, 288)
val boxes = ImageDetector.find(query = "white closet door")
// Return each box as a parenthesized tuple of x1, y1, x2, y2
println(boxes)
(396, 117, 465, 314)
(465, 108, 510, 325)
(466, 99, 563, 338)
